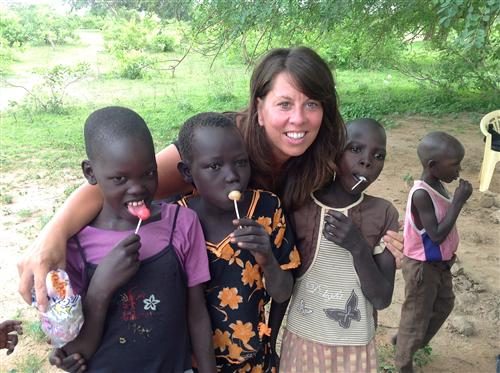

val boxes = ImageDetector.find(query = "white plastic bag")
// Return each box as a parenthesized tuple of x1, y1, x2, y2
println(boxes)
(33, 269, 84, 348)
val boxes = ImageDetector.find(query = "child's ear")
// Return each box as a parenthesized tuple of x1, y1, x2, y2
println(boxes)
(427, 159, 437, 168)
(177, 161, 193, 184)
(82, 160, 97, 185)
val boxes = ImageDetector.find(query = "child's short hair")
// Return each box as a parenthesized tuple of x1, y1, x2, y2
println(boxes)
(417, 131, 464, 166)
(84, 106, 153, 160)
(177, 112, 236, 162)
(346, 117, 385, 132)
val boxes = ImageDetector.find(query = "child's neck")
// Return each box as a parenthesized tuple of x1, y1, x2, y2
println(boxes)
(315, 180, 362, 209)
(421, 171, 449, 198)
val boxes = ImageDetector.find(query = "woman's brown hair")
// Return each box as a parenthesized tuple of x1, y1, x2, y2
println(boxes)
(239, 47, 346, 211)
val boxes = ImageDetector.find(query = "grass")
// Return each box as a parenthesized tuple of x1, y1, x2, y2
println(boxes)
(1, 30, 498, 177)
(8, 353, 46, 373)
(24, 320, 46, 342)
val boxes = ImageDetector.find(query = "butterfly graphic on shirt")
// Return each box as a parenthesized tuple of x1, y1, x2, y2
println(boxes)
(297, 299, 313, 316)
(324, 290, 361, 329)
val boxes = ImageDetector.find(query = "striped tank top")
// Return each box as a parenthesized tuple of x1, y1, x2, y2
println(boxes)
(286, 194, 380, 346)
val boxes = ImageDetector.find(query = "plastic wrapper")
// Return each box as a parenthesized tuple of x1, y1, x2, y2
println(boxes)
(32, 269, 84, 348)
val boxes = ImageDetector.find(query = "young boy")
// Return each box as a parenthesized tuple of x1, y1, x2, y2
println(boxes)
(176, 112, 300, 372)
(275, 118, 398, 372)
(395, 131, 472, 373)
(51, 107, 216, 372)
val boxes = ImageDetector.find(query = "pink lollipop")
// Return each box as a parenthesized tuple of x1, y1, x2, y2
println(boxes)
(128, 202, 150, 234)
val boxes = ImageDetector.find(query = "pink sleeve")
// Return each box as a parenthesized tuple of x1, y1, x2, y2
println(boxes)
(175, 208, 210, 287)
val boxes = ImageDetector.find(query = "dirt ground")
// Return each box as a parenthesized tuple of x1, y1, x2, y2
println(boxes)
(0, 114, 498, 372)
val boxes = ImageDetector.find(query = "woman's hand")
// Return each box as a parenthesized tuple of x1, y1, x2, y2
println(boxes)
(383, 225, 404, 269)
(18, 228, 68, 312)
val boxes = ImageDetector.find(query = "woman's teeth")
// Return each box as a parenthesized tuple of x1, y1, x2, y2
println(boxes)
(286, 132, 305, 139)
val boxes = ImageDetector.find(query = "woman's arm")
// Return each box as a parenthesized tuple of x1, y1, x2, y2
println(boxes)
(18, 183, 103, 311)
(154, 143, 192, 199)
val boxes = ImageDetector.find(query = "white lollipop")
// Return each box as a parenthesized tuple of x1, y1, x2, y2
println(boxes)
(228, 190, 241, 219)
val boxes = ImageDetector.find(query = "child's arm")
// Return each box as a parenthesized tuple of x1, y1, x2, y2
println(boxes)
(61, 234, 141, 360)
(324, 211, 395, 309)
(230, 218, 293, 303)
(412, 179, 472, 244)
(0, 320, 22, 355)
(187, 284, 216, 373)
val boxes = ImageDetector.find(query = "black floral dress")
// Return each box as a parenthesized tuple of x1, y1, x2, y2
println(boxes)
(179, 189, 300, 373)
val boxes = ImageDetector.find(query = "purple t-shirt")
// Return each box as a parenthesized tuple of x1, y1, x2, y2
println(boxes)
(66, 203, 210, 295)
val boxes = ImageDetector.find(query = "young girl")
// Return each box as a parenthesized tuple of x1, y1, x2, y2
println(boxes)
(276, 118, 398, 373)
(53, 107, 216, 372)
(176, 112, 300, 372)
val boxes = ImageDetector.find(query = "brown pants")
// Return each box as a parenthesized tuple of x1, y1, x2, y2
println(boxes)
(395, 257, 455, 373)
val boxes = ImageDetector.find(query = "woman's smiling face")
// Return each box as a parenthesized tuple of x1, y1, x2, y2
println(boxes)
(256, 72, 323, 167)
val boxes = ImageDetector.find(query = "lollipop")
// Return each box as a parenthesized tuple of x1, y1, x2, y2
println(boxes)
(351, 176, 367, 191)
(228, 190, 241, 219)
(128, 201, 151, 234)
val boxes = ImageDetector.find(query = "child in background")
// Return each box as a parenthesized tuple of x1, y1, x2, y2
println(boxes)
(51, 107, 216, 372)
(273, 118, 398, 373)
(395, 131, 472, 373)
(176, 112, 300, 372)
(0, 320, 23, 355)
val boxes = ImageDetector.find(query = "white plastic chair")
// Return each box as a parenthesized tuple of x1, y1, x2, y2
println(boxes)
(479, 110, 500, 192)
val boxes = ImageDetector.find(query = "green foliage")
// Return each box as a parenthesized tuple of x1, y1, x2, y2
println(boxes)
(188, 0, 499, 93)
(102, 14, 177, 79)
(413, 345, 433, 367)
(2, 4, 80, 47)
(16, 63, 90, 113)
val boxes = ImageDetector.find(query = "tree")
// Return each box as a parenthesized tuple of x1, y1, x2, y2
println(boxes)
(188, 0, 499, 92)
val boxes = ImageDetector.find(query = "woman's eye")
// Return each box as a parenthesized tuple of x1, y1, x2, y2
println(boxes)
(351, 146, 360, 153)
(278, 102, 291, 109)
(305, 101, 320, 110)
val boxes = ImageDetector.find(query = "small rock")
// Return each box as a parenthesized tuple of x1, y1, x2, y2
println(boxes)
(495, 195, 500, 208)
(447, 316, 475, 336)
(480, 195, 495, 208)
(468, 231, 482, 244)
(455, 293, 478, 313)
(451, 263, 464, 276)
(490, 209, 500, 224)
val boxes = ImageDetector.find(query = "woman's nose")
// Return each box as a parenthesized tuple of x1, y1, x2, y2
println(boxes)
(290, 106, 305, 125)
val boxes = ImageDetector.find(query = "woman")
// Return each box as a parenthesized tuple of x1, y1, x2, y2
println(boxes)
(19, 46, 403, 311)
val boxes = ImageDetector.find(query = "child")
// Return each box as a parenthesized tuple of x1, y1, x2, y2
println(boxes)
(0, 320, 22, 355)
(395, 131, 472, 373)
(275, 118, 399, 373)
(52, 107, 216, 372)
(176, 112, 300, 372)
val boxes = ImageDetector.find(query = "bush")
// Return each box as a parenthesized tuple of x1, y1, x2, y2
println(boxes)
(148, 33, 176, 53)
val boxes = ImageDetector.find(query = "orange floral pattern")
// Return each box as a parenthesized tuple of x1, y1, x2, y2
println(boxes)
(179, 190, 300, 372)
(218, 287, 243, 310)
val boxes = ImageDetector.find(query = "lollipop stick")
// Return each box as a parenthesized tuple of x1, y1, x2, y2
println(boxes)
(351, 176, 367, 191)
(134, 219, 143, 234)
(233, 200, 241, 219)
